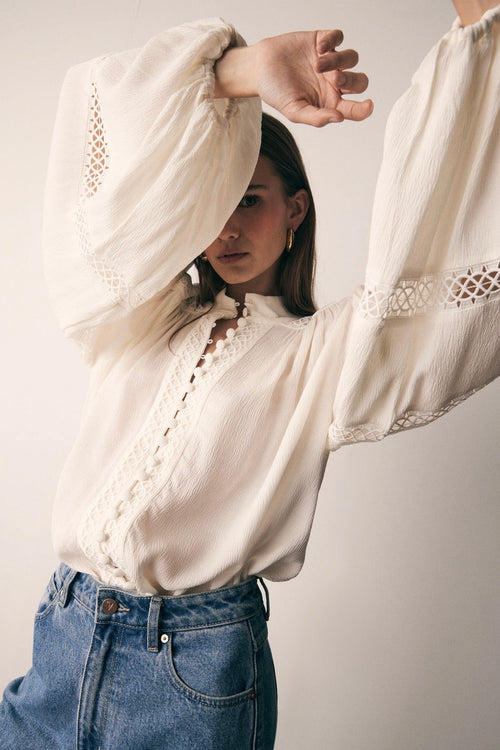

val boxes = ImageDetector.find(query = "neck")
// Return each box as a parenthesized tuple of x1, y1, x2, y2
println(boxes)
(226, 263, 280, 308)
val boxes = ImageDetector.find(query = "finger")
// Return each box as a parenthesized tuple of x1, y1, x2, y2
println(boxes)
(284, 101, 345, 127)
(327, 69, 369, 95)
(336, 98, 374, 122)
(316, 48, 359, 73)
(316, 29, 344, 55)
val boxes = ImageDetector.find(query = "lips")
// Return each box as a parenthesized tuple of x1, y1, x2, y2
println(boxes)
(217, 252, 249, 265)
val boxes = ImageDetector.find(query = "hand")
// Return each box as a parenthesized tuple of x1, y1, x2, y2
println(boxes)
(214, 29, 373, 127)
(256, 29, 373, 126)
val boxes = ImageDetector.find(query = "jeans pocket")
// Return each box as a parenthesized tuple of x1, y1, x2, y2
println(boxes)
(165, 620, 257, 706)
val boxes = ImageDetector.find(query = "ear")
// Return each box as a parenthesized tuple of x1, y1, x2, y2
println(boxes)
(287, 189, 310, 230)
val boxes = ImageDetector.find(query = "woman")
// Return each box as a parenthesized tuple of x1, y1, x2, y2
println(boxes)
(1, 1, 499, 748)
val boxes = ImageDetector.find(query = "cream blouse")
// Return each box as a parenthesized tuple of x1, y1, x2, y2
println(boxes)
(43, 14, 500, 595)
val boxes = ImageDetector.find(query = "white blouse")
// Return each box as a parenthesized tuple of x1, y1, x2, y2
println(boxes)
(43, 13, 500, 595)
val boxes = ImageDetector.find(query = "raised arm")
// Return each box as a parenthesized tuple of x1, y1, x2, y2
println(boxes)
(43, 20, 263, 361)
(44, 19, 372, 365)
(329, 3, 500, 449)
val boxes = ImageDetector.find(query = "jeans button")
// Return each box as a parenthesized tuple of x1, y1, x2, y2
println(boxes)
(101, 598, 118, 614)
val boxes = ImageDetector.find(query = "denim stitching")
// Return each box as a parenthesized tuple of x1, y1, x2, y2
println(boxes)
(163, 636, 256, 708)
(97, 625, 124, 745)
(77, 621, 97, 750)
(34, 573, 61, 622)
(71, 592, 96, 616)
(247, 613, 268, 652)
(250, 623, 259, 750)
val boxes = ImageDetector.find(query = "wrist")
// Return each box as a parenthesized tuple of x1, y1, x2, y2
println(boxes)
(452, 0, 499, 25)
(213, 44, 261, 99)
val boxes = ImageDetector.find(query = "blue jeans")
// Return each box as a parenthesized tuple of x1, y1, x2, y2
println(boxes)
(0, 564, 277, 749)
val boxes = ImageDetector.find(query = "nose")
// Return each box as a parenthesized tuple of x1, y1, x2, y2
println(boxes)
(218, 213, 240, 241)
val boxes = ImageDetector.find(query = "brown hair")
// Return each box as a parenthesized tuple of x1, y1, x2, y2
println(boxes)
(193, 112, 317, 316)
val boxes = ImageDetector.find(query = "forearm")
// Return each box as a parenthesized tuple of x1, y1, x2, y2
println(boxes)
(452, 0, 499, 25)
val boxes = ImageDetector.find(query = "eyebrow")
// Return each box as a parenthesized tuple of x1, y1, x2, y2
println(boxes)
(246, 183, 268, 191)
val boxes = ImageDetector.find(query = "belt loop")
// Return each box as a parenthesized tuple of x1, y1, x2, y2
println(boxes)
(257, 577, 270, 621)
(147, 596, 163, 652)
(58, 567, 78, 608)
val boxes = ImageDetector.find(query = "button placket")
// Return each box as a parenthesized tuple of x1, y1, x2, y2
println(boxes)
(151, 311, 238, 466)
(79, 306, 270, 588)
(128, 377, 195, 502)
(77, 313, 214, 577)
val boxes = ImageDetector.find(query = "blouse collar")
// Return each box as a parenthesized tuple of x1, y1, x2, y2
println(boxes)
(213, 288, 297, 320)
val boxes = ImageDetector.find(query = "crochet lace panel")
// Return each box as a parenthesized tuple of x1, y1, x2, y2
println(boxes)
(328, 258, 500, 449)
(83, 83, 109, 199)
(328, 385, 483, 449)
(76, 81, 139, 310)
(76, 312, 269, 588)
(284, 314, 317, 329)
(284, 259, 500, 329)
(360, 259, 500, 319)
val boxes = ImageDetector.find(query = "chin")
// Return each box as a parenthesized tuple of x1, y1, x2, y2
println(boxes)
(215, 269, 252, 285)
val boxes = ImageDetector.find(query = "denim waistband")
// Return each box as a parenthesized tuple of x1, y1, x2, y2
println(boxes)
(56, 564, 269, 640)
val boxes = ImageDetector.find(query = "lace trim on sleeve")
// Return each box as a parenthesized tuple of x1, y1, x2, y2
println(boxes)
(329, 383, 488, 448)
(75, 81, 141, 309)
(360, 259, 500, 319)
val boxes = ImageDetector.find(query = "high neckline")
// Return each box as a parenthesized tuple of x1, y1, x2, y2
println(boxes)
(213, 288, 297, 319)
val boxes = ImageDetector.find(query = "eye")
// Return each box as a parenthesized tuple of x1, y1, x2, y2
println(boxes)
(238, 194, 259, 208)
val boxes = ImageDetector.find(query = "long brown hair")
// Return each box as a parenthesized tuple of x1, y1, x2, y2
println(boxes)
(193, 112, 317, 317)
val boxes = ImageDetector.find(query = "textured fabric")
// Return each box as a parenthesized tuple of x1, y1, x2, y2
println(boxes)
(0, 565, 277, 750)
(43, 14, 500, 596)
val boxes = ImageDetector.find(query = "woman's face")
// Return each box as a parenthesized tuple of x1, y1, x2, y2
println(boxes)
(203, 155, 309, 296)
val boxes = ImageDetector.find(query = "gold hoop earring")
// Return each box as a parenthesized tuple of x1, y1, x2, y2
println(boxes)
(199, 253, 209, 261)
(286, 228, 295, 252)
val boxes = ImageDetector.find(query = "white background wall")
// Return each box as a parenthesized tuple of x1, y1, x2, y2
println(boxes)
(1, 1, 499, 748)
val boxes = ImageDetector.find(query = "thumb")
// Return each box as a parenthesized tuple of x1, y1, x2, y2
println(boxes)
(284, 102, 344, 127)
